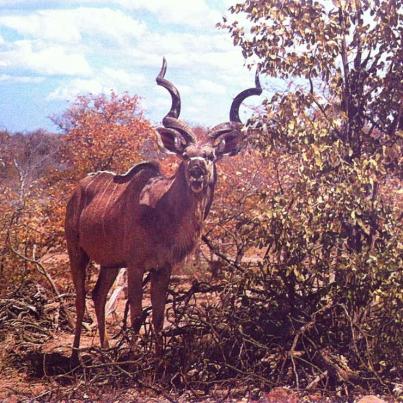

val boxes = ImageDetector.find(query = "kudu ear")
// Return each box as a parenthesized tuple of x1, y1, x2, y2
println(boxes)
(209, 122, 243, 158)
(156, 127, 189, 155)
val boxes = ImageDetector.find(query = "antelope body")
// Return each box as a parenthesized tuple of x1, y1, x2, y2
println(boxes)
(66, 58, 262, 364)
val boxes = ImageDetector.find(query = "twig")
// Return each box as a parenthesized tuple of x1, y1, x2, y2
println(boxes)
(7, 239, 74, 329)
(201, 235, 245, 273)
(306, 370, 328, 390)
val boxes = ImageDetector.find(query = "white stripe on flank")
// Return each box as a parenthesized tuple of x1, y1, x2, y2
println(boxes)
(102, 182, 118, 240)
(95, 177, 113, 240)
(83, 174, 97, 194)
(82, 174, 98, 213)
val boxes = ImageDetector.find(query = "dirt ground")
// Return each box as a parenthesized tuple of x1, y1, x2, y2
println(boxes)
(0, 260, 396, 402)
(0, 270, 203, 401)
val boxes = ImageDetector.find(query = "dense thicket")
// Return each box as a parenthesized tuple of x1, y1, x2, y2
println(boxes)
(186, 0, 402, 395)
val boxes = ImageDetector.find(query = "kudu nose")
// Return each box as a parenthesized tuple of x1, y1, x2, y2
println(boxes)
(189, 165, 204, 179)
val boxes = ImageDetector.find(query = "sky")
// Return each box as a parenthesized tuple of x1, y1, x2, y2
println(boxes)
(0, 0, 266, 133)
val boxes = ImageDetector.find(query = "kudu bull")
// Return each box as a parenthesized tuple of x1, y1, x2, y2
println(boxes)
(65, 58, 262, 363)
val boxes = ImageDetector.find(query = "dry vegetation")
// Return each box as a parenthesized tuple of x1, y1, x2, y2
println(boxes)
(0, 0, 402, 401)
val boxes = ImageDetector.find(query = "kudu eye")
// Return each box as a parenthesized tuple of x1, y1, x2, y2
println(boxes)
(202, 151, 214, 161)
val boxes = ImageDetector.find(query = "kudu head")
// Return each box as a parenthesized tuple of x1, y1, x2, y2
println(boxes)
(156, 57, 262, 194)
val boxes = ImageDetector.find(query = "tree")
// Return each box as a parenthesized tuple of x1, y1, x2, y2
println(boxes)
(184, 0, 403, 393)
(222, 0, 401, 157)
(0, 130, 63, 290)
(52, 91, 155, 179)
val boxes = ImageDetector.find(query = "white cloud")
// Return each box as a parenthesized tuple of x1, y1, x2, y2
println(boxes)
(121, 30, 247, 76)
(0, 4, 245, 76)
(47, 78, 103, 100)
(137, 31, 230, 57)
(198, 79, 226, 95)
(0, 7, 149, 78)
(181, 79, 226, 96)
(0, 73, 44, 83)
(47, 67, 147, 100)
(0, 8, 146, 44)
(101, 67, 146, 88)
(0, 0, 223, 29)
(0, 40, 92, 76)
(0, 0, 28, 5)
(117, 0, 221, 29)
(0, 13, 81, 44)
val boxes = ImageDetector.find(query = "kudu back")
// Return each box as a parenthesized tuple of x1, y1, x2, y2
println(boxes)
(65, 58, 262, 363)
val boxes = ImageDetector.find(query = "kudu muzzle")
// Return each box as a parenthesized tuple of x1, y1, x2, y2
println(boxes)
(187, 158, 210, 193)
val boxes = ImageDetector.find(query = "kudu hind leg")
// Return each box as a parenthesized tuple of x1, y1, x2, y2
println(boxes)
(151, 266, 172, 355)
(69, 248, 90, 364)
(92, 266, 120, 348)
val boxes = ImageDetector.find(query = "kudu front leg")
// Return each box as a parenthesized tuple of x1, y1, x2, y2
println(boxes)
(151, 266, 172, 355)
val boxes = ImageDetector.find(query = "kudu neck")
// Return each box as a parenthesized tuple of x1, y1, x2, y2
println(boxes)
(166, 162, 210, 222)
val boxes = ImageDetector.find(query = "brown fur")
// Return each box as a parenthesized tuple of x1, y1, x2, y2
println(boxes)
(66, 160, 214, 363)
